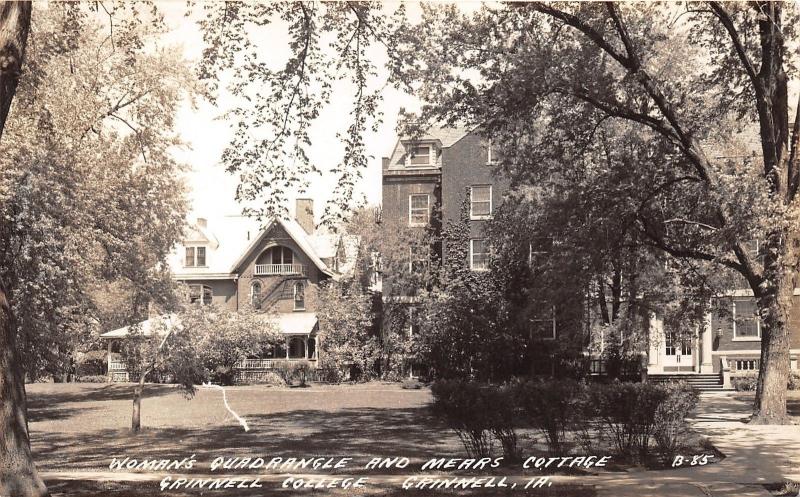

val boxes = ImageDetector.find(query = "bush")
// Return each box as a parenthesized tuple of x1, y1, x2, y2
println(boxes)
(275, 361, 313, 386)
(586, 382, 667, 462)
(653, 382, 699, 462)
(430, 380, 496, 457)
(732, 374, 758, 391)
(76, 375, 108, 383)
(518, 379, 584, 455)
(484, 384, 521, 461)
(294, 361, 312, 387)
(76, 350, 108, 376)
(788, 372, 800, 390)
(315, 367, 345, 384)
(249, 371, 286, 386)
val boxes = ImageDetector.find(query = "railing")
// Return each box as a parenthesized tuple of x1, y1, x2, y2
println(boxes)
(732, 358, 760, 372)
(236, 358, 317, 369)
(254, 264, 307, 276)
(109, 360, 127, 371)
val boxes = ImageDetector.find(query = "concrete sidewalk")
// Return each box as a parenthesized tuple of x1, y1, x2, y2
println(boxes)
(589, 391, 800, 497)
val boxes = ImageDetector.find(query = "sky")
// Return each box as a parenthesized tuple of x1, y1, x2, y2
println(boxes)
(155, 2, 431, 224)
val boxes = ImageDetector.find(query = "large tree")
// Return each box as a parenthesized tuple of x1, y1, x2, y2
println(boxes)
(0, 3, 194, 495)
(390, 2, 800, 423)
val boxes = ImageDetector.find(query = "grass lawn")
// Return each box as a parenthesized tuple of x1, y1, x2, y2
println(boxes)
(27, 382, 596, 496)
(731, 390, 800, 418)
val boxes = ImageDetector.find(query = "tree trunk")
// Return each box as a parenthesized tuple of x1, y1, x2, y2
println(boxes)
(0, 4, 45, 496)
(131, 370, 149, 433)
(0, 283, 49, 497)
(752, 282, 792, 423)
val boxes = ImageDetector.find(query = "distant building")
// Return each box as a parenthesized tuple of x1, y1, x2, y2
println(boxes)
(101, 199, 359, 381)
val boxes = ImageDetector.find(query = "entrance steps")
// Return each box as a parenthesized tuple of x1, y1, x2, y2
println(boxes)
(648, 373, 731, 391)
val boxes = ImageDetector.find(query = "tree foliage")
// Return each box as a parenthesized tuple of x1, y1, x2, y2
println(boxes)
(389, 1, 800, 422)
(0, 3, 195, 379)
(197, 2, 399, 226)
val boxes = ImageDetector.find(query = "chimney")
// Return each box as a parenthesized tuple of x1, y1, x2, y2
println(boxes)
(196, 217, 207, 229)
(295, 198, 314, 235)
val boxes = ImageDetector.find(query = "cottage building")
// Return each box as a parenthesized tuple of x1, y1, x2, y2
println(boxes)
(101, 199, 359, 381)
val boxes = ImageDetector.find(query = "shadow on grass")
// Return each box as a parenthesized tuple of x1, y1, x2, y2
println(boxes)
(28, 384, 180, 423)
(33, 407, 458, 472)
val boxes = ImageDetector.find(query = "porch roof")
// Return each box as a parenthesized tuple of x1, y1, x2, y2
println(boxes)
(100, 312, 318, 339)
(272, 312, 318, 336)
(100, 314, 178, 339)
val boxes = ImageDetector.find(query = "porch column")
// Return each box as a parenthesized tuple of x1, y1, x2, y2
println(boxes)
(699, 310, 714, 373)
(303, 338, 309, 359)
(285, 338, 289, 359)
(106, 340, 113, 382)
(647, 313, 663, 374)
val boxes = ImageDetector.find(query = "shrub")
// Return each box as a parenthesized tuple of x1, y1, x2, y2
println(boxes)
(294, 361, 312, 387)
(430, 380, 495, 457)
(315, 367, 345, 384)
(788, 372, 800, 390)
(76, 375, 108, 383)
(275, 361, 313, 386)
(275, 362, 295, 384)
(732, 374, 758, 391)
(250, 371, 286, 386)
(587, 382, 667, 462)
(518, 379, 584, 454)
(653, 382, 700, 462)
(484, 384, 521, 461)
(76, 350, 108, 377)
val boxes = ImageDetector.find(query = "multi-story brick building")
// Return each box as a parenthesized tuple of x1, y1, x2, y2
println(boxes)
(381, 126, 509, 271)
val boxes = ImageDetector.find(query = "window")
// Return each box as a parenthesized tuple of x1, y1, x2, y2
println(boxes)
(185, 246, 206, 267)
(470, 185, 492, 219)
(408, 244, 429, 273)
(251, 281, 262, 310)
(733, 299, 761, 340)
(408, 194, 430, 226)
(470, 238, 490, 271)
(529, 237, 554, 265)
(665, 332, 691, 356)
(268, 246, 294, 265)
(530, 306, 556, 340)
(189, 284, 213, 305)
(293, 281, 305, 311)
(409, 145, 431, 166)
(486, 141, 497, 165)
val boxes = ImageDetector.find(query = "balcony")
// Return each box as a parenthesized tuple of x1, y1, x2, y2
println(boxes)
(254, 264, 307, 276)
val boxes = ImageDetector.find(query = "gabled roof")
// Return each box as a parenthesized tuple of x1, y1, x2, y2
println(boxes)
(229, 218, 334, 277)
(385, 125, 473, 170)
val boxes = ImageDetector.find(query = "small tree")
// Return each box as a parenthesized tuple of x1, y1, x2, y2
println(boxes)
(121, 317, 204, 433)
(182, 304, 282, 385)
(317, 279, 379, 381)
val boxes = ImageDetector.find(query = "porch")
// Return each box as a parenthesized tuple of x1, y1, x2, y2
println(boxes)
(101, 312, 321, 383)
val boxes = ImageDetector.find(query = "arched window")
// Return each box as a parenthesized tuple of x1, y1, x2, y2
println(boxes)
(189, 284, 213, 305)
(268, 246, 294, 265)
(250, 281, 262, 309)
(293, 282, 305, 311)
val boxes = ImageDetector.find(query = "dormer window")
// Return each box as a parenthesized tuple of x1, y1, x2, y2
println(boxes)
(185, 246, 207, 267)
(409, 145, 431, 166)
